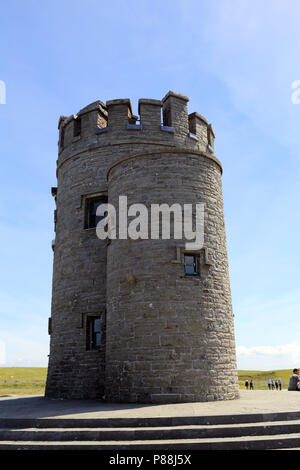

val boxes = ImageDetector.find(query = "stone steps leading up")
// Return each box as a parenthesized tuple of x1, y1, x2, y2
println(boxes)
(2, 410, 300, 428)
(2, 420, 300, 441)
(1, 412, 300, 450)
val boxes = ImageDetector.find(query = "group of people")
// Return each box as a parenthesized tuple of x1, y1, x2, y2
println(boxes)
(244, 379, 254, 390)
(266, 369, 300, 391)
(267, 378, 282, 390)
(244, 369, 300, 391)
(268, 369, 300, 390)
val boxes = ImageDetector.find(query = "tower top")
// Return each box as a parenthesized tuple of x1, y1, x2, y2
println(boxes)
(57, 91, 215, 155)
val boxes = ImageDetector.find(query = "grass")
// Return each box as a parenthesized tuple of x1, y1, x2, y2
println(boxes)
(238, 369, 291, 390)
(0, 368, 47, 396)
(0, 368, 294, 396)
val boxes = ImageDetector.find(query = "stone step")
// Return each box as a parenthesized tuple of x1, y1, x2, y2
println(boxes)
(2, 410, 300, 429)
(2, 410, 300, 450)
(1, 420, 300, 441)
(1, 433, 300, 450)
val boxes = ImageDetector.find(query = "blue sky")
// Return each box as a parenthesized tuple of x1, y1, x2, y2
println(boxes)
(0, 0, 299, 370)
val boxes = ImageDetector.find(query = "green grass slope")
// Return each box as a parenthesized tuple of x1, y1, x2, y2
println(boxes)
(0, 367, 295, 395)
(0, 367, 47, 396)
(238, 369, 292, 390)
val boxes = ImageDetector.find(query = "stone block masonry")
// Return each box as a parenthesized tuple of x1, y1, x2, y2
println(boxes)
(45, 91, 239, 403)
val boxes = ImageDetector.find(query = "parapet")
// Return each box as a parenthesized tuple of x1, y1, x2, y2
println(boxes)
(57, 91, 215, 155)
(162, 91, 189, 138)
(58, 100, 108, 149)
(106, 99, 133, 129)
(138, 99, 162, 130)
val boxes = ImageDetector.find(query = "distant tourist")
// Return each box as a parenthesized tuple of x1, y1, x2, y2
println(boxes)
(275, 380, 278, 391)
(271, 379, 275, 390)
(245, 380, 249, 390)
(278, 378, 282, 390)
(288, 369, 300, 391)
(250, 380, 254, 390)
(267, 379, 271, 390)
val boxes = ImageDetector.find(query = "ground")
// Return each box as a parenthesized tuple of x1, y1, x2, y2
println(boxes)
(0, 390, 300, 419)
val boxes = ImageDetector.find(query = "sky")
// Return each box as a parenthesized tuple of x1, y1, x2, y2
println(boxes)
(0, 0, 299, 370)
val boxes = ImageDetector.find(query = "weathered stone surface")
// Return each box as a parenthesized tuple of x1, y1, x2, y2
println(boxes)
(45, 91, 239, 403)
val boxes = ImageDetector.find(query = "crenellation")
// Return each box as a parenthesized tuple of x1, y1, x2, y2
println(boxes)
(60, 115, 76, 148)
(57, 102, 108, 151)
(162, 91, 189, 139)
(188, 112, 209, 149)
(58, 115, 67, 129)
(56, 92, 217, 159)
(77, 100, 107, 116)
(207, 123, 215, 151)
(106, 99, 133, 129)
(138, 98, 162, 129)
(78, 101, 108, 137)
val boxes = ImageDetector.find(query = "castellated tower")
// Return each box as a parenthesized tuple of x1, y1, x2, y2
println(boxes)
(45, 91, 239, 403)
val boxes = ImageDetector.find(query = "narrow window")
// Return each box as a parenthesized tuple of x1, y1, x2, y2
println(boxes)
(48, 318, 52, 335)
(85, 195, 108, 229)
(60, 127, 65, 149)
(54, 209, 57, 232)
(162, 105, 171, 127)
(184, 254, 199, 276)
(74, 118, 81, 137)
(87, 316, 102, 350)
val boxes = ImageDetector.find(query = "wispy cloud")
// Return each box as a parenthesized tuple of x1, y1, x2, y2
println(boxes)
(0, 332, 48, 367)
(237, 342, 300, 370)
(0, 291, 49, 367)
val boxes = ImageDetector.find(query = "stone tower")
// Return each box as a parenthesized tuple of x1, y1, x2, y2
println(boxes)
(45, 91, 239, 403)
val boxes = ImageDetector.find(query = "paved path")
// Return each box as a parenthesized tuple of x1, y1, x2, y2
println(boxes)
(0, 390, 299, 419)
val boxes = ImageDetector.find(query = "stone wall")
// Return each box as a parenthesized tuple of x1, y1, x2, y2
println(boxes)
(105, 151, 239, 403)
(45, 91, 239, 401)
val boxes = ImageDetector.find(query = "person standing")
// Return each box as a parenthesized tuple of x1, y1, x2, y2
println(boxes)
(250, 380, 254, 390)
(271, 379, 275, 390)
(288, 369, 300, 391)
(245, 380, 249, 390)
(278, 378, 282, 391)
(275, 380, 278, 391)
(267, 378, 271, 390)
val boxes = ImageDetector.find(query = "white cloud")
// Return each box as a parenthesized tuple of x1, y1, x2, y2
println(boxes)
(237, 342, 300, 370)
(0, 332, 49, 367)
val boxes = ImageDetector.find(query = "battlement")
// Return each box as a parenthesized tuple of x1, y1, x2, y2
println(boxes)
(58, 91, 215, 154)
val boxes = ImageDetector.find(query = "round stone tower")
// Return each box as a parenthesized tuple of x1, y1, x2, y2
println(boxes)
(45, 91, 239, 402)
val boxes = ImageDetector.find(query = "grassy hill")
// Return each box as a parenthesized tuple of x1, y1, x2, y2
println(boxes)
(0, 367, 47, 396)
(0, 367, 294, 396)
(238, 369, 291, 390)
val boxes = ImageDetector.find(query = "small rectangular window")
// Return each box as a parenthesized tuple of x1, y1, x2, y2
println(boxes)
(74, 118, 81, 137)
(184, 254, 199, 276)
(85, 195, 108, 229)
(87, 316, 102, 350)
